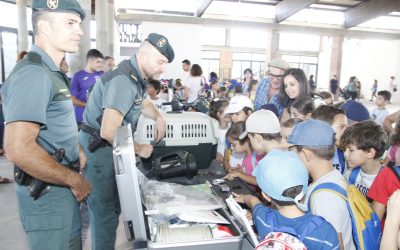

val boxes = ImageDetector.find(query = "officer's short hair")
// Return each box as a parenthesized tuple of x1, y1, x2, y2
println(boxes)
(86, 49, 104, 60)
(32, 10, 53, 35)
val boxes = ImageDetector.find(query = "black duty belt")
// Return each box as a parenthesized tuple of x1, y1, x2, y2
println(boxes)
(80, 123, 98, 136)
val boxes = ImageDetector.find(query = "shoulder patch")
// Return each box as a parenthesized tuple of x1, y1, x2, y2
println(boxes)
(26, 52, 43, 65)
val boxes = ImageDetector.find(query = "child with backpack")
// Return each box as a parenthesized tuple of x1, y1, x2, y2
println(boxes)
(288, 119, 382, 250)
(341, 121, 387, 198)
(312, 105, 348, 174)
(234, 149, 339, 249)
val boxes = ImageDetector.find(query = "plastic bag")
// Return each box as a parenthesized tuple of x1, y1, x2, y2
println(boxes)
(139, 173, 224, 216)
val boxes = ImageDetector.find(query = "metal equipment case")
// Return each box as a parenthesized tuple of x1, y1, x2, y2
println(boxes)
(135, 112, 218, 169)
(113, 124, 243, 250)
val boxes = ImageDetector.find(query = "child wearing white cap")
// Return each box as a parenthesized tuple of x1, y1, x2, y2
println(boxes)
(235, 150, 339, 249)
(223, 95, 253, 173)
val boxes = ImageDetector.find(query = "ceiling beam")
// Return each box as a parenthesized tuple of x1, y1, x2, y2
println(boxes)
(344, 0, 400, 29)
(197, 0, 213, 17)
(117, 12, 400, 39)
(275, 0, 318, 23)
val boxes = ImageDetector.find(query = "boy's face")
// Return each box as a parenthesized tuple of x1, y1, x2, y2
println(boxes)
(248, 134, 263, 154)
(375, 95, 387, 107)
(344, 144, 370, 168)
(230, 110, 248, 123)
(331, 114, 348, 147)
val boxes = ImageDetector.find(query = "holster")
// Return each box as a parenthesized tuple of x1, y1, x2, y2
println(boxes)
(14, 148, 80, 200)
(81, 118, 109, 153)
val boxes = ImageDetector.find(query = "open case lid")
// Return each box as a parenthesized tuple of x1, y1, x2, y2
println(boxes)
(225, 196, 259, 247)
(113, 124, 147, 242)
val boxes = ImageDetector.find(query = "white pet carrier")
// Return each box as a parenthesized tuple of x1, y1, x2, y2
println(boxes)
(134, 112, 218, 169)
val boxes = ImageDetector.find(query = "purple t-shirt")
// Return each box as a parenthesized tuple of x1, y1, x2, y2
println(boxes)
(70, 70, 104, 122)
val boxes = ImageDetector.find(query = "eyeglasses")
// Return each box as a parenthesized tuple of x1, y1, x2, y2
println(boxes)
(268, 73, 284, 80)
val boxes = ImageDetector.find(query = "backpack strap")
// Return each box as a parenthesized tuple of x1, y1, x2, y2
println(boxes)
(308, 182, 348, 210)
(389, 166, 400, 182)
(337, 149, 346, 174)
(349, 166, 361, 185)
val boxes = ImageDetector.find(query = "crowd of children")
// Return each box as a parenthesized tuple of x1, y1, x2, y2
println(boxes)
(196, 66, 400, 249)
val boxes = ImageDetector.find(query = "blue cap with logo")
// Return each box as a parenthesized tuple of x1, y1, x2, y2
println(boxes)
(32, 0, 86, 20)
(253, 149, 309, 211)
(287, 119, 335, 147)
(145, 33, 175, 63)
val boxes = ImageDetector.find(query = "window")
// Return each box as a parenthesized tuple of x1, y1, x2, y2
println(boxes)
(201, 50, 220, 80)
(232, 52, 265, 80)
(1, 32, 17, 81)
(281, 55, 318, 80)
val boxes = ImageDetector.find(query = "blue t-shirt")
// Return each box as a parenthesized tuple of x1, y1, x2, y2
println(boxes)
(253, 204, 339, 250)
(70, 69, 104, 122)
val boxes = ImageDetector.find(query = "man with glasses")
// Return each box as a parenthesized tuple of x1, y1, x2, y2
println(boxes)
(254, 58, 290, 115)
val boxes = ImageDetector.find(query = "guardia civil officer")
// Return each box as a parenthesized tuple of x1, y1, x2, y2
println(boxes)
(1, 1, 91, 249)
(79, 33, 173, 250)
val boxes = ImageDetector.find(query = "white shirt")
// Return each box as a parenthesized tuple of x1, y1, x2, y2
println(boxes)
(370, 108, 389, 126)
(217, 127, 228, 156)
(147, 96, 164, 110)
(184, 76, 203, 103)
(229, 152, 246, 169)
(305, 169, 356, 250)
(344, 167, 378, 199)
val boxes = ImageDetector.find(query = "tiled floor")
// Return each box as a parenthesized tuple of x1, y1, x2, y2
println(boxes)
(1, 97, 399, 250)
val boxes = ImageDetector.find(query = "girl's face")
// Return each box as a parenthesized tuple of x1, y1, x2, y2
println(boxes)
(289, 107, 307, 120)
(218, 106, 231, 123)
(230, 138, 248, 154)
(212, 83, 219, 91)
(230, 110, 248, 123)
(244, 71, 252, 80)
(284, 75, 301, 100)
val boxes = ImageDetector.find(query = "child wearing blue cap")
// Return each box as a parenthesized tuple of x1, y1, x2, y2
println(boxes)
(287, 119, 355, 249)
(235, 149, 339, 249)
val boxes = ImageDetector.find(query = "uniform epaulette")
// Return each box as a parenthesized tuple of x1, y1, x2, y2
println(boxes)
(26, 52, 43, 65)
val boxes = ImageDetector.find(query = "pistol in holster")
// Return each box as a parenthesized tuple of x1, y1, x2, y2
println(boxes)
(14, 148, 80, 200)
(87, 129, 107, 152)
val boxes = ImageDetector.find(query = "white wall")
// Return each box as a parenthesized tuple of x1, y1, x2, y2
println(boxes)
(130, 21, 202, 80)
(340, 38, 400, 100)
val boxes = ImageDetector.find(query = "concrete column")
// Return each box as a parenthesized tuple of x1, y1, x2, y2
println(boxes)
(16, 0, 29, 53)
(330, 35, 344, 85)
(95, 0, 107, 55)
(107, 3, 115, 57)
(265, 30, 280, 71)
(69, 0, 91, 74)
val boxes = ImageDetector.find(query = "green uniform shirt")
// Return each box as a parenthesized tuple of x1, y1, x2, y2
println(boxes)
(1, 45, 79, 164)
(83, 55, 147, 131)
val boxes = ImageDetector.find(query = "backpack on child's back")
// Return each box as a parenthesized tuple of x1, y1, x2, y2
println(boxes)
(255, 209, 325, 250)
(308, 181, 382, 250)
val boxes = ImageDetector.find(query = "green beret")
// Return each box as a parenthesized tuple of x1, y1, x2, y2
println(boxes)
(145, 33, 175, 63)
(32, 0, 86, 20)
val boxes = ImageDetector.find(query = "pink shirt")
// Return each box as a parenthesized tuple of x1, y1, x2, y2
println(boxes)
(242, 153, 266, 175)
